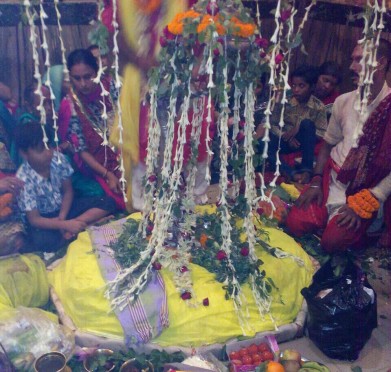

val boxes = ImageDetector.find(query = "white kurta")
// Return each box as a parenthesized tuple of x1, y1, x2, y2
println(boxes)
(323, 83, 391, 219)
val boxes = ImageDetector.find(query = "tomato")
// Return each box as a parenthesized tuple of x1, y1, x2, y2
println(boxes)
(229, 351, 240, 360)
(258, 342, 270, 353)
(248, 343, 258, 355)
(231, 359, 243, 366)
(239, 348, 249, 357)
(262, 351, 274, 361)
(241, 355, 253, 365)
(252, 353, 263, 363)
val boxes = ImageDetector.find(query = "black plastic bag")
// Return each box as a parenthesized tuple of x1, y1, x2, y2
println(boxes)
(301, 260, 377, 361)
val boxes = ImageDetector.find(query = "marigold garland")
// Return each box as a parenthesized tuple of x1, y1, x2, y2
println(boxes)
(347, 189, 380, 219)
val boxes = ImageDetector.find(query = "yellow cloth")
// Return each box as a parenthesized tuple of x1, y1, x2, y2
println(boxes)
(110, 0, 187, 211)
(48, 213, 313, 347)
(280, 182, 301, 201)
(0, 254, 56, 322)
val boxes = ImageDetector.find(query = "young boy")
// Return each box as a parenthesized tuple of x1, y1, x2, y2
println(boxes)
(14, 121, 117, 252)
(267, 65, 327, 183)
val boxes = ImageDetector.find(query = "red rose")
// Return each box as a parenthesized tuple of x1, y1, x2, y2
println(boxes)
(217, 37, 225, 45)
(255, 36, 269, 49)
(203, 298, 209, 306)
(240, 247, 249, 256)
(152, 261, 162, 270)
(280, 9, 292, 22)
(180, 266, 189, 273)
(260, 51, 267, 59)
(148, 175, 157, 182)
(181, 291, 192, 300)
(213, 48, 220, 57)
(275, 53, 284, 64)
(159, 36, 168, 48)
(236, 132, 245, 142)
(146, 224, 154, 233)
(163, 26, 175, 40)
(216, 250, 227, 260)
(256, 207, 264, 216)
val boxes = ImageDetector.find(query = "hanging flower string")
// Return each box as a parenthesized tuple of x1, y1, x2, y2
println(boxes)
(111, 0, 127, 200)
(53, 0, 69, 83)
(24, 0, 49, 147)
(352, 0, 386, 145)
(39, 0, 61, 156)
(108, 0, 305, 328)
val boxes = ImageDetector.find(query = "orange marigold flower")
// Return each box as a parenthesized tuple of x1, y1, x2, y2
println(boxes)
(199, 233, 208, 247)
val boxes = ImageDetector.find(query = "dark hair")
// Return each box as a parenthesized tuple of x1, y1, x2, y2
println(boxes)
(67, 49, 99, 74)
(318, 61, 342, 84)
(377, 38, 391, 72)
(87, 44, 99, 52)
(290, 64, 318, 86)
(23, 82, 37, 104)
(13, 121, 45, 152)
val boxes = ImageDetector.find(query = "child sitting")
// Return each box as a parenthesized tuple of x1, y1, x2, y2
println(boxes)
(267, 65, 327, 184)
(14, 122, 117, 252)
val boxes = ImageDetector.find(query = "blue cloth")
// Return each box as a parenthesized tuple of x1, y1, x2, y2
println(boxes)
(16, 151, 73, 215)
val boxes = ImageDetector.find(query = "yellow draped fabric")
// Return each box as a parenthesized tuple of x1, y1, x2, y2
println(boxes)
(110, 0, 187, 211)
(0, 254, 56, 322)
(48, 212, 314, 347)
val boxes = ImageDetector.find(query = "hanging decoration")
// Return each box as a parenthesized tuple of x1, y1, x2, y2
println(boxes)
(352, 0, 386, 145)
(23, 0, 49, 147)
(107, 0, 306, 332)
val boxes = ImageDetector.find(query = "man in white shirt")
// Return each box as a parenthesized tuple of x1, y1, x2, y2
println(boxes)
(286, 38, 391, 252)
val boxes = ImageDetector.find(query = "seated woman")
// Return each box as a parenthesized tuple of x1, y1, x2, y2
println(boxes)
(0, 118, 25, 255)
(58, 49, 125, 210)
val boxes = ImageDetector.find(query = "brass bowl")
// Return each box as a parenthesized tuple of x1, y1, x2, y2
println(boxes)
(34, 351, 67, 372)
(83, 349, 115, 372)
(119, 358, 154, 372)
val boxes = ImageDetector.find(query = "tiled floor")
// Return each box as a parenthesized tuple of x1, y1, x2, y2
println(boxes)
(279, 259, 391, 372)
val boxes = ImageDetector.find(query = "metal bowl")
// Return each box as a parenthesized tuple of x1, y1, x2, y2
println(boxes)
(83, 349, 115, 372)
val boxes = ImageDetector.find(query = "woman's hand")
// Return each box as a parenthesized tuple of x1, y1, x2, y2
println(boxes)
(295, 184, 323, 209)
(106, 171, 122, 194)
(0, 177, 24, 195)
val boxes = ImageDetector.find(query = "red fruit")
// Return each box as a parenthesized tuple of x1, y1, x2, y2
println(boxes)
(231, 359, 243, 366)
(262, 351, 274, 361)
(252, 353, 262, 363)
(248, 344, 258, 354)
(258, 342, 270, 353)
(238, 348, 249, 357)
(241, 355, 253, 365)
(229, 351, 240, 360)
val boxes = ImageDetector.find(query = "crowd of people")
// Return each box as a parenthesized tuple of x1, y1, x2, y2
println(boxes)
(0, 35, 390, 256)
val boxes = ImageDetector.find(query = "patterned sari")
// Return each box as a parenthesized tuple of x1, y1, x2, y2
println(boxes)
(337, 93, 391, 246)
(58, 76, 125, 210)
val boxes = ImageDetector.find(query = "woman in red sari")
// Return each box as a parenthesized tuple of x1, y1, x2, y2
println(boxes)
(58, 49, 125, 210)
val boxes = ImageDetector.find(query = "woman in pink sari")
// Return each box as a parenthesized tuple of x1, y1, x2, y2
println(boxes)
(58, 49, 125, 210)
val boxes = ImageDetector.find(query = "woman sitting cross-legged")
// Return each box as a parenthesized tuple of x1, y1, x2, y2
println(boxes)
(58, 48, 126, 210)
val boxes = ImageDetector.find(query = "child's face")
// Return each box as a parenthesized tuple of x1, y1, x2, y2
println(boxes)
(30, 85, 53, 121)
(23, 142, 53, 173)
(291, 76, 312, 104)
(315, 74, 338, 99)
